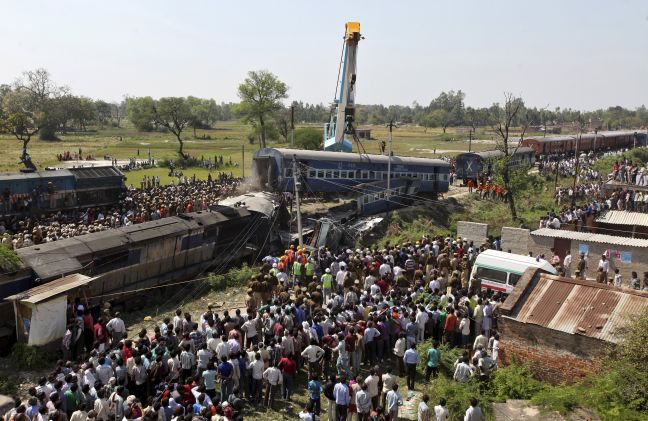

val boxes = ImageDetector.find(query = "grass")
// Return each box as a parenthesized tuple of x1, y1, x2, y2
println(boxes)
(0, 122, 504, 177)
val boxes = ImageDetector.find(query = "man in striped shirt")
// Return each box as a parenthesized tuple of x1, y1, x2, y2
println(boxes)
(179, 344, 195, 382)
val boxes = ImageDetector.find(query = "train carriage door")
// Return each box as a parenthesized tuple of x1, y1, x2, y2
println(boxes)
(554, 238, 571, 260)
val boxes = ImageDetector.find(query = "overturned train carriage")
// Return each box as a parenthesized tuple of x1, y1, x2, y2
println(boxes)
(253, 148, 450, 196)
(0, 199, 278, 350)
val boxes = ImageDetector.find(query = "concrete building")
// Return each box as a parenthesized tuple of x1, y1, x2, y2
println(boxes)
(499, 270, 648, 383)
(528, 228, 648, 281)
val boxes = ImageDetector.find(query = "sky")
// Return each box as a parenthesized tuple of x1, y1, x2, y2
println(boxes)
(1, 0, 647, 110)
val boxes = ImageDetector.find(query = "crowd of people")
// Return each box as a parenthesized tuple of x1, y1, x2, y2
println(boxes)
(4, 236, 504, 421)
(0, 176, 241, 250)
(540, 153, 648, 231)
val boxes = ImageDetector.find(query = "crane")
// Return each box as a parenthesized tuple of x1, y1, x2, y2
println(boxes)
(324, 21, 362, 152)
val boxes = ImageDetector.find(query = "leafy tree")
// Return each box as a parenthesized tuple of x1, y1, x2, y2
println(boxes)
(110, 99, 127, 127)
(94, 100, 112, 126)
(126, 96, 157, 131)
(429, 90, 465, 132)
(186, 96, 219, 137)
(1, 89, 43, 169)
(294, 127, 322, 150)
(153, 97, 192, 157)
(236, 70, 288, 149)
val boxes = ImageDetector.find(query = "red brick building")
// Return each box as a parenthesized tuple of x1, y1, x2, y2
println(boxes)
(498, 270, 648, 384)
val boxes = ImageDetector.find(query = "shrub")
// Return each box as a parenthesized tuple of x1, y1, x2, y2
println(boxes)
(425, 376, 490, 421)
(488, 362, 546, 402)
(0, 245, 22, 273)
(9, 343, 56, 370)
(207, 264, 256, 291)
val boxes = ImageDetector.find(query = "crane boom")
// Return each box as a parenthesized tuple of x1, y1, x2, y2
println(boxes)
(324, 21, 361, 152)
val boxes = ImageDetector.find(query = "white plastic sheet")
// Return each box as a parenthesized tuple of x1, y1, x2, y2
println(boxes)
(27, 295, 67, 346)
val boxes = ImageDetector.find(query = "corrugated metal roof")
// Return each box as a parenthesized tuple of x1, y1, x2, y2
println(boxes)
(531, 228, 648, 248)
(510, 274, 648, 343)
(5, 273, 93, 304)
(596, 210, 648, 227)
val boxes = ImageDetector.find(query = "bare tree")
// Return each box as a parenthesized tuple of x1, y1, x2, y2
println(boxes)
(491, 93, 529, 220)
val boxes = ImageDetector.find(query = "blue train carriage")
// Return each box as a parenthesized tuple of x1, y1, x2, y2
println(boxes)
(356, 177, 421, 215)
(455, 147, 535, 180)
(68, 166, 125, 207)
(252, 148, 450, 195)
(0, 169, 77, 213)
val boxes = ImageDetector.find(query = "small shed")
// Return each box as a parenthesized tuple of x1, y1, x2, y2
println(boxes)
(5, 274, 94, 346)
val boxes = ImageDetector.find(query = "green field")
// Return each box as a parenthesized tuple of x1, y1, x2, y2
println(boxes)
(0, 121, 515, 184)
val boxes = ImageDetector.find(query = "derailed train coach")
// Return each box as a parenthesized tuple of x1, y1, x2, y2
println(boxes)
(252, 148, 451, 196)
(0, 193, 279, 351)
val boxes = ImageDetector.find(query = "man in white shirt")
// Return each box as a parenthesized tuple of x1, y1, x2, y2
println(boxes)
(333, 376, 350, 420)
(464, 397, 484, 421)
(301, 340, 325, 378)
(418, 394, 431, 421)
(214, 335, 230, 360)
(598, 255, 609, 278)
(262, 362, 282, 409)
(105, 313, 126, 346)
(563, 252, 572, 277)
(381, 367, 397, 408)
(453, 357, 473, 382)
(249, 353, 265, 403)
(241, 317, 258, 348)
(415, 307, 429, 343)
(385, 384, 403, 420)
(364, 369, 380, 410)
(434, 397, 449, 421)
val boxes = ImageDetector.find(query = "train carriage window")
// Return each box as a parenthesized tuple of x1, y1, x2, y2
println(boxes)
(285, 168, 293, 178)
(332, 171, 340, 179)
(325, 170, 332, 178)
(308, 170, 316, 178)
(317, 170, 325, 178)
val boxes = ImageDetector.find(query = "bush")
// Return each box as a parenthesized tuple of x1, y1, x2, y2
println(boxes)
(488, 362, 546, 402)
(0, 245, 22, 273)
(425, 376, 491, 421)
(9, 343, 56, 370)
(207, 264, 257, 291)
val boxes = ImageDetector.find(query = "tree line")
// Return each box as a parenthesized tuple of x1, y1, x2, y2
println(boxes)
(2, 68, 648, 168)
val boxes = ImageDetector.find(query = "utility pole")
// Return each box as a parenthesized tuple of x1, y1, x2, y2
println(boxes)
(386, 120, 396, 198)
(292, 155, 303, 248)
(469, 129, 473, 152)
(290, 105, 295, 148)
(241, 145, 245, 178)
(571, 119, 582, 207)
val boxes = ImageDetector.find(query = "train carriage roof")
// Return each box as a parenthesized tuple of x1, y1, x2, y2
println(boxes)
(256, 148, 450, 167)
(219, 192, 275, 217)
(461, 147, 534, 159)
(16, 238, 89, 280)
(121, 218, 188, 243)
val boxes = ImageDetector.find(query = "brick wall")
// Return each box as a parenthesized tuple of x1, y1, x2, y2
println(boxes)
(499, 316, 602, 384)
(457, 221, 489, 245)
(501, 227, 530, 255)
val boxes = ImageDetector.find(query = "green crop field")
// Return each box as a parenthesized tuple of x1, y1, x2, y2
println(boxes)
(0, 121, 525, 185)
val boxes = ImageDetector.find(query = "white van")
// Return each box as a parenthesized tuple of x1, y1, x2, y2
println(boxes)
(470, 249, 557, 294)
